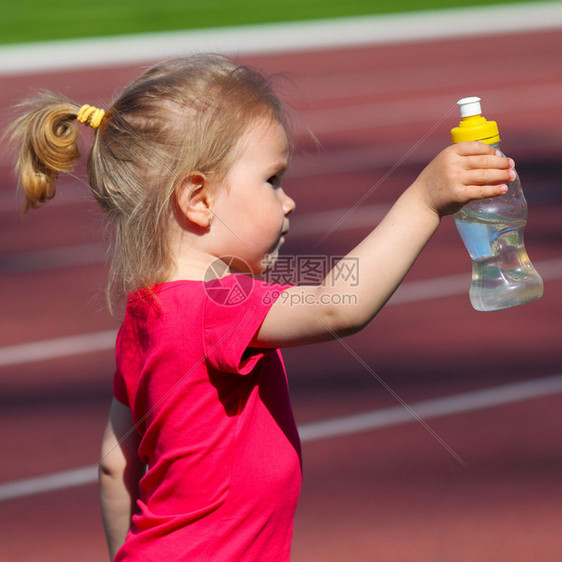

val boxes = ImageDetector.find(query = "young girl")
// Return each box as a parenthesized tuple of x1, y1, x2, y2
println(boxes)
(8, 54, 515, 561)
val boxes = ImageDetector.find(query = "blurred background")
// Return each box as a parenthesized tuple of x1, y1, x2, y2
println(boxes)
(1, 1, 562, 560)
(0, 0, 539, 44)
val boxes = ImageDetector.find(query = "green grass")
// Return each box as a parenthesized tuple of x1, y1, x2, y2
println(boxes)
(1, 0, 539, 45)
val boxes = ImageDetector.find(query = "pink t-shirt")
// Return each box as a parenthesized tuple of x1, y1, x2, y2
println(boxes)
(113, 275, 302, 561)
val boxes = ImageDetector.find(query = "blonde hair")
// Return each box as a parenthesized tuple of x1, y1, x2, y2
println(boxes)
(7, 54, 291, 305)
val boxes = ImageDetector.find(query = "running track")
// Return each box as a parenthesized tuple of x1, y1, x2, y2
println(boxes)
(1, 20, 562, 562)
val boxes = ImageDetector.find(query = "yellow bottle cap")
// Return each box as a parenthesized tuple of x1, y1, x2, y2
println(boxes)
(450, 97, 500, 145)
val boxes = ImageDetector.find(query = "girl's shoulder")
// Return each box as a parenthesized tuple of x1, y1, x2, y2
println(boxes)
(123, 279, 206, 322)
(124, 274, 290, 323)
(129, 278, 203, 302)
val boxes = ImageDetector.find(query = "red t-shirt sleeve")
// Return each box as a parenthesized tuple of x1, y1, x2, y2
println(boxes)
(203, 275, 290, 374)
(113, 321, 137, 406)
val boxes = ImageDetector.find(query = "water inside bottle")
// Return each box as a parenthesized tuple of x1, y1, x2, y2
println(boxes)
(455, 209, 544, 311)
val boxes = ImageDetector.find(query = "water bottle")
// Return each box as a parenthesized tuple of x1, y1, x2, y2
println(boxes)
(451, 96, 543, 311)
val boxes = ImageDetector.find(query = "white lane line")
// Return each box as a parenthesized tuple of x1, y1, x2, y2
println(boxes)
(3, 196, 561, 271)
(1, 140, 420, 215)
(1, 257, 561, 368)
(1, 3, 562, 76)
(388, 256, 562, 305)
(1, 373, 561, 502)
(0, 242, 107, 273)
(299, 373, 562, 442)
(0, 201, 391, 272)
(289, 203, 389, 237)
(0, 330, 118, 368)
(300, 81, 562, 136)
(0, 203, 391, 272)
(0, 466, 98, 503)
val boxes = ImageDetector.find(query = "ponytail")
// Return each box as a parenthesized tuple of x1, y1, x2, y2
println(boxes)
(7, 93, 88, 210)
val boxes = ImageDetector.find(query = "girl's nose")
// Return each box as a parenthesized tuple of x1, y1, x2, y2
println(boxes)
(281, 189, 296, 215)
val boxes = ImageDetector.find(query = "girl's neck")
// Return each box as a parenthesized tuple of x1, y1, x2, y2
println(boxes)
(168, 250, 229, 282)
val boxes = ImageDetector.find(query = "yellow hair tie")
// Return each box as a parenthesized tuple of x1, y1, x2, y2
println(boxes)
(77, 104, 105, 129)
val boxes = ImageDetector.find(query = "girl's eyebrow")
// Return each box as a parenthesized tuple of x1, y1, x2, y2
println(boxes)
(270, 160, 288, 175)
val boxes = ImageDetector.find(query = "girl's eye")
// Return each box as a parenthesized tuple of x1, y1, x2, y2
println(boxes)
(267, 176, 280, 187)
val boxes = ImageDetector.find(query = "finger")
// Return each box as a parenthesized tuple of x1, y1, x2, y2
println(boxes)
(453, 141, 498, 156)
(464, 183, 509, 200)
(464, 154, 515, 171)
(466, 167, 516, 186)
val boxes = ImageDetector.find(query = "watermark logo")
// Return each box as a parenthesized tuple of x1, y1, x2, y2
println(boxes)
(204, 257, 254, 306)
(263, 256, 359, 286)
(204, 255, 360, 307)
(277, 289, 358, 307)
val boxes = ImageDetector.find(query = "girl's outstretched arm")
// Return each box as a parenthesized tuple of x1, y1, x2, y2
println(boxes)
(253, 142, 515, 348)
(99, 398, 145, 560)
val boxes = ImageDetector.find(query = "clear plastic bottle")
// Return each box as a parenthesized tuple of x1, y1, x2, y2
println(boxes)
(451, 97, 543, 311)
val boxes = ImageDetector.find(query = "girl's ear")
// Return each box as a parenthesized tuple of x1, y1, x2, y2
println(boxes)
(175, 173, 213, 229)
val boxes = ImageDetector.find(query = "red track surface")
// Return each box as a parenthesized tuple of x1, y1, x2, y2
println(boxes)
(1, 29, 562, 561)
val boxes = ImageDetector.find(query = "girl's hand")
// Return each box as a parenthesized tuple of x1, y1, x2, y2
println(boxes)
(412, 141, 515, 217)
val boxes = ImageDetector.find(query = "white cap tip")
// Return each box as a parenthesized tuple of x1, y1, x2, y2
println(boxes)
(457, 96, 481, 117)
